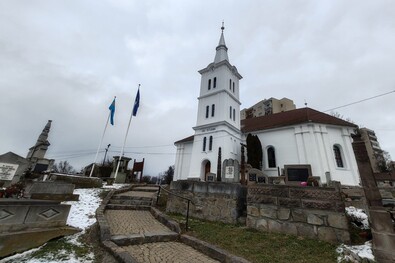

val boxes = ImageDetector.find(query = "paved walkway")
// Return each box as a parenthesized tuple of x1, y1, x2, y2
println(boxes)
(123, 242, 219, 263)
(104, 185, 221, 263)
(105, 210, 173, 235)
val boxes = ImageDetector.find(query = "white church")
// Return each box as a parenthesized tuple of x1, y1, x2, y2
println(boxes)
(174, 26, 361, 186)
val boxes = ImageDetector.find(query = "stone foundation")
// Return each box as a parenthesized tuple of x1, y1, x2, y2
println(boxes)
(166, 181, 247, 224)
(247, 184, 351, 244)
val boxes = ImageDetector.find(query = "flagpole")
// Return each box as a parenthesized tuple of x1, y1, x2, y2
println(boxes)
(89, 113, 110, 177)
(114, 84, 140, 180)
(89, 96, 116, 177)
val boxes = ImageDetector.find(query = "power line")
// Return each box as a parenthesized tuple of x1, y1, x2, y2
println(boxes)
(323, 90, 395, 113)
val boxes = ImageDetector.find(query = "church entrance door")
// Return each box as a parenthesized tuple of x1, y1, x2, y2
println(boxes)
(204, 161, 211, 181)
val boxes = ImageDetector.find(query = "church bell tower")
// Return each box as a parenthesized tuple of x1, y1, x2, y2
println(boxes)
(188, 24, 243, 180)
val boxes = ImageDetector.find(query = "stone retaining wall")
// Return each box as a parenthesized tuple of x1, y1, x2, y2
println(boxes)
(247, 184, 350, 244)
(166, 181, 247, 224)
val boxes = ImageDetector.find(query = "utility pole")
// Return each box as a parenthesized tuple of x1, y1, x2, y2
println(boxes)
(102, 144, 111, 166)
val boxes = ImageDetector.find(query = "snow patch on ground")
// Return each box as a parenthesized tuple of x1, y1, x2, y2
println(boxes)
(337, 207, 374, 262)
(345, 206, 370, 229)
(0, 184, 128, 263)
(337, 241, 374, 262)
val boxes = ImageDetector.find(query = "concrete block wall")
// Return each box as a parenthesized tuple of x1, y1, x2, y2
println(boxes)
(166, 181, 247, 224)
(247, 184, 351, 244)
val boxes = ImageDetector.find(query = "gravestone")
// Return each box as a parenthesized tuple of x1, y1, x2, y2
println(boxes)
(206, 172, 216, 182)
(247, 168, 267, 185)
(221, 159, 240, 183)
(27, 182, 79, 201)
(284, 164, 312, 185)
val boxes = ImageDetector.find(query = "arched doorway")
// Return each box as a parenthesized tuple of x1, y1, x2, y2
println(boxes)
(202, 160, 211, 181)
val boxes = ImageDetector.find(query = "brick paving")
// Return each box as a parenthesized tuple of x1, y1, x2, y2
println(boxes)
(105, 210, 173, 235)
(123, 242, 220, 263)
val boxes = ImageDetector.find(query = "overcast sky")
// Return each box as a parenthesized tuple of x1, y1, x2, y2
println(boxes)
(1, 0, 394, 176)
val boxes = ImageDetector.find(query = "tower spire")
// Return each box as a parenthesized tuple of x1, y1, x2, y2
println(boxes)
(214, 22, 229, 63)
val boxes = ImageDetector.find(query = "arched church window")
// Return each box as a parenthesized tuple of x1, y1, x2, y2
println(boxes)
(267, 146, 276, 168)
(205, 105, 209, 118)
(230, 106, 232, 119)
(208, 79, 211, 90)
(333, 145, 344, 168)
(209, 136, 213, 151)
(233, 108, 236, 121)
(233, 82, 235, 93)
(213, 77, 217, 88)
(211, 104, 215, 117)
(203, 137, 207, 151)
(229, 79, 232, 90)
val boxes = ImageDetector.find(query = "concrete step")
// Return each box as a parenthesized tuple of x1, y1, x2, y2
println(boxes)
(105, 204, 151, 210)
(111, 231, 179, 246)
(108, 199, 153, 206)
(132, 186, 159, 193)
(111, 195, 153, 201)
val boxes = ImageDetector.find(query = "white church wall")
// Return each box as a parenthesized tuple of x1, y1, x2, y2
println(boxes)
(174, 142, 193, 181)
(326, 126, 360, 186)
(253, 127, 299, 177)
(251, 124, 360, 186)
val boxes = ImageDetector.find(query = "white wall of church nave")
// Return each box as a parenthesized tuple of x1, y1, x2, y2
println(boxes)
(325, 126, 360, 186)
(253, 127, 299, 177)
(174, 142, 193, 181)
(252, 124, 360, 186)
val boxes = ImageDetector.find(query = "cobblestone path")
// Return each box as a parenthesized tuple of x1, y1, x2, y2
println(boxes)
(123, 242, 219, 263)
(105, 185, 221, 263)
(105, 210, 173, 235)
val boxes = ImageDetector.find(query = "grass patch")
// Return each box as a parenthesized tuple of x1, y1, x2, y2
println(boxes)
(29, 236, 91, 261)
(169, 214, 338, 263)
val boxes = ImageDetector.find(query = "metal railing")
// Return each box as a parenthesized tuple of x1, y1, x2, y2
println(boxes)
(156, 185, 193, 231)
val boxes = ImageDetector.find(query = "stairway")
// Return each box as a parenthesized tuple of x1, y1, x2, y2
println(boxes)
(98, 184, 249, 263)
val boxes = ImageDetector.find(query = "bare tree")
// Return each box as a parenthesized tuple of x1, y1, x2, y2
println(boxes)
(53, 161, 76, 174)
(330, 111, 355, 124)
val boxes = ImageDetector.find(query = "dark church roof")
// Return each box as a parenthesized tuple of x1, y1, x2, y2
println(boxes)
(241, 107, 357, 133)
(175, 108, 357, 144)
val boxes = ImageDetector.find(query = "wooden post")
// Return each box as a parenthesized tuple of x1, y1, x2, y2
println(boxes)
(217, 147, 222, 181)
(240, 143, 246, 185)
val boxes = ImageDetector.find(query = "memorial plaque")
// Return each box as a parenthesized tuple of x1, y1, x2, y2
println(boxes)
(284, 165, 312, 183)
(249, 173, 257, 182)
(0, 163, 18, 181)
(257, 176, 266, 183)
(225, 166, 234, 179)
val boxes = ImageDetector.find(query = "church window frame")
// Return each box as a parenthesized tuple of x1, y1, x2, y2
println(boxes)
(209, 136, 213, 151)
(211, 104, 215, 117)
(205, 105, 209, 118)
(233, 82, 235, 93)
(333, 144, 345, 168)
(229, 106, 232, 119)
(203, 137, 207, 151)
(233, 108, 236, 121)
(229, 79, 232, 90)
(267, 146, 276, 168)
(213, 77, 217, 88)
(208, 79, 211, 90)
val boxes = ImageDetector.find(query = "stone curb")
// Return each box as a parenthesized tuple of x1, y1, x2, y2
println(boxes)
(102, 240, 139, 263)
(98, 184, 251, 263)
(180, 235, 251, 263)
(150, 207, 182, 234)
(111, 231, 179, 246)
